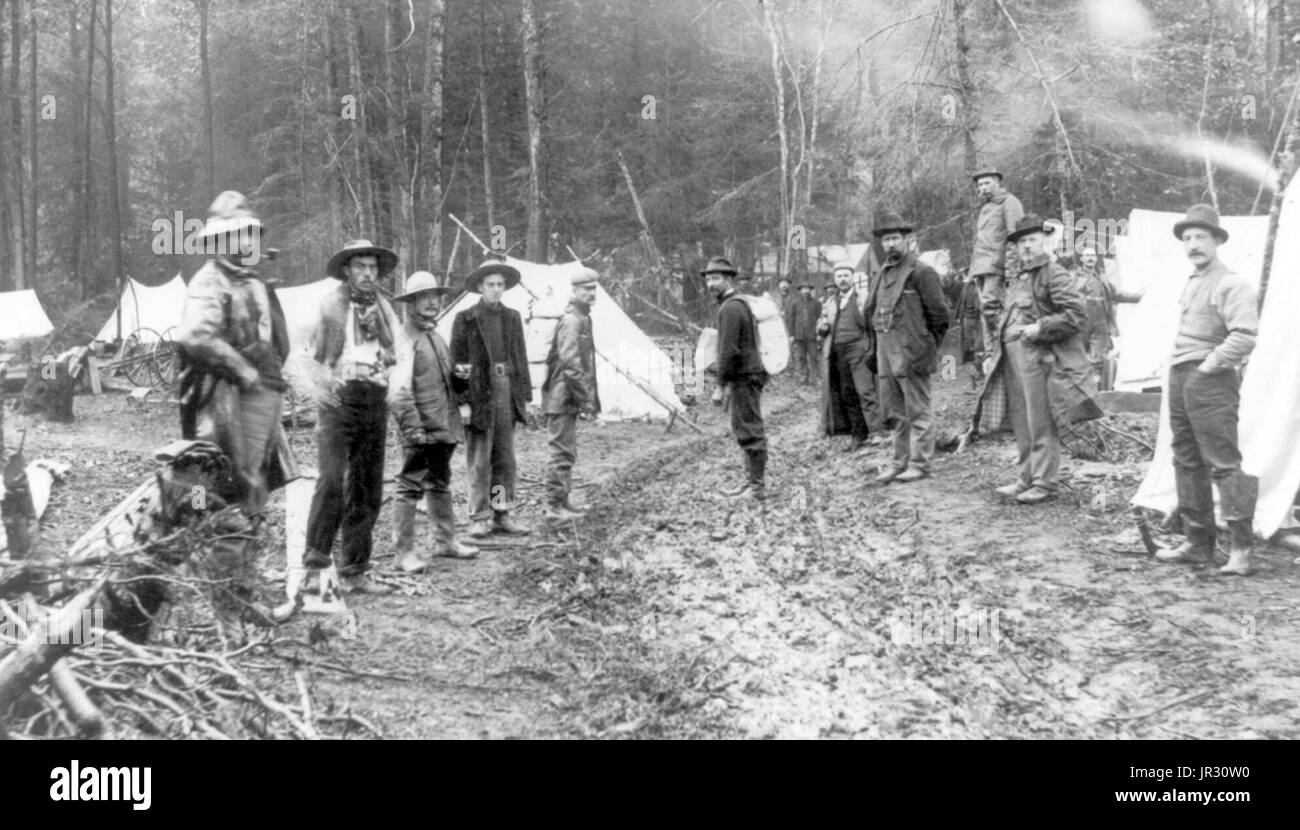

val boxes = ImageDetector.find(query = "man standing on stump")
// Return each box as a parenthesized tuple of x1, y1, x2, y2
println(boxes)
(702, 257, 768, 501)
(303, 239, 405, 593)
(389, 271, 480, 574)
(969, 169, 1024, 355)
(865, 213, 950, 484)
(542, 267, 602, 521)
(1155, 205, 1258, 576)
(451, 260, 532, 538)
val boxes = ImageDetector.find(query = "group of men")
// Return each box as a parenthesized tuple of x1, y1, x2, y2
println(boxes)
(705, 173, 1260, 576)
(173, 192, 603, 598)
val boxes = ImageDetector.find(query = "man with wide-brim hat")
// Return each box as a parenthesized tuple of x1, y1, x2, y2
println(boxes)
(817, 260, 885, 452)
(973, 213, 1100, 505)
(450, 258, 532, 537)
(176, 191, 298, 516)
(785, 277, 822, 385)
(388, 271, 479, 573)
(302, 238, 406, 593)
(969, 167, 1025, 355)
(541, 267, 603, 520)
(1155, 204, 1259, 575)
(864, 213, 950, 484)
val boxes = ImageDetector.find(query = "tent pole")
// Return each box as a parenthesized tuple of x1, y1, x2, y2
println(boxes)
(595, 348, 702, 434)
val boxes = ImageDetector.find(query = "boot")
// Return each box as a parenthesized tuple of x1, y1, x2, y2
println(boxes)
(1159, 467, 1216, 564)
(392, 499, 427, 574)
(429, 493, 478, 559)
(1220, 520, 1253, 576)
(1156, 516, 1215, 563)
(1218, 473, 1257, 576)
(750, 449, 767, 501)
(493, 512, 531, 535)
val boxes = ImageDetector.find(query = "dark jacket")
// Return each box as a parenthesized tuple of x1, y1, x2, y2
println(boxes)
(1073, 265, 1142, 341)
(715, 291, 766, 383)
(541, 300, 601, 415)
(390, 324, 467, 447)
(785, 293, 822, 341)
(450, 300, 532, 430)
(865, 253, 950, 377)
(969, 187, 1024, 277)
(819, 288, 875, 436)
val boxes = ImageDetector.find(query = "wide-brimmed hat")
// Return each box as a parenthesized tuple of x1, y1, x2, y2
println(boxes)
(872, 211, 914, 237)
(393, 271, 454, 302)
(1172, 203, 1229, 243)
(570, 267, 599, 287)
(465, 258, 521, 292)
(1006, 213, 1056, 243)
(699, 256, 738, 277)
(327, 239, 399, 279)
(199, 191, 262, 240)
(971, 169, 1004, 183)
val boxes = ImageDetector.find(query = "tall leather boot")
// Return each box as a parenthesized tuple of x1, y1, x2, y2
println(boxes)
(1219, 472, 1257, 576)
(429, 492, 479, 559)
(393, 498, 427, 574)
(751, 449, 767, 500)
(1157, 467, 1216, 564)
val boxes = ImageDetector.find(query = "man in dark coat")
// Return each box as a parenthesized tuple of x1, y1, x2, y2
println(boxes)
(1071, 245, 1143, 390)
(982, 215, 1101, 504)
(785, 280, 822, 385)
(702, 257, 768, 500)
(1154, 205, 1259, 576)
(302, 239, 405, 593)
(817, 261, 883, 451)
(865, 213, 950, 483)
(389, 271, 479, 574)
(450, 260, 532, 537)
(541, 267, 602, 520)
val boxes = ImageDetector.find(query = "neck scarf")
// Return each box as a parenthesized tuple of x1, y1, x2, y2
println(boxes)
(350, 288, 393, 348)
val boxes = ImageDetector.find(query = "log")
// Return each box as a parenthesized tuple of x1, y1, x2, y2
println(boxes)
(0, 579, 105, 713)
(20, 360, 76, 422)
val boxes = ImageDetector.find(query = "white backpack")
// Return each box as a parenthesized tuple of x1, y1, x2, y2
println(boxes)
(697, 294, 790, 376)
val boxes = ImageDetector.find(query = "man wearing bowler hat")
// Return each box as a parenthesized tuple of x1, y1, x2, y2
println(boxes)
(389, 271, 480, 573)
(865, 213, 950, 483)
(969, 169, 1025, 354)
(702, 256, 768, 500)
(541, 267, 602, 520)
(1155, 205, 1258, 575)
(303, 239, 405, 593)
(451, 259, 532, 537)
(984, 215, 1099, 504)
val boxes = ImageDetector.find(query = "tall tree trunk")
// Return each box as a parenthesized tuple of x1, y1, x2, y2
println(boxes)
(77, 0, 96, 300)
(761, 0, 791, 277)
(344, 0, 373, 237)
(8, 0, 26, 290)
(26, 1, 35, 285)
(104, 0, 123, 307)
(521, 0, 549, 261)
(420, 0, 446, 270)
(197, 0, 214, 199)
(383, 3, 411, 278)
(949, 0, 978, 174)
(477, 3, 495, 233)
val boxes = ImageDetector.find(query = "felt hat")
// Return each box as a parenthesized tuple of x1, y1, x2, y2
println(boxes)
(1172, 203, 1229, 243)
(872, 211, 913, 237)
(392, 270, 454, 302)
(1006, 213, 1056, 243)
(699, 256, 738, 277)
(327, 239, 399, 279)
(465, 258, 522, 292)
(971, 169, 1004, 182)
(199, 191, 262, 241)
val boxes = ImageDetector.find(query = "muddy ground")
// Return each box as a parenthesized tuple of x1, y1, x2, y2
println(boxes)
(9, 337, 1300, 739)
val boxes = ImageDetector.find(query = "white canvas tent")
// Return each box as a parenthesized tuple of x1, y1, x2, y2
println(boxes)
(0, 289, 54, 340)
(277, 278, 340, 353)
(1129, 176, 1300, 538)
(95, 274, 188, 343)
(433, 257, 684, 421)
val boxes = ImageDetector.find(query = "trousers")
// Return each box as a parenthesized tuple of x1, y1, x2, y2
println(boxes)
(1003, 339, 1061, 490)
(545, 413, 578, 507)
(466, 371, 518, 519)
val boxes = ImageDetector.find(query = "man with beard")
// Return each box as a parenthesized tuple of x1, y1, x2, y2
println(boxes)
(541, 267, 602, 520)
(1155, 205, 1259, 576)
(1072, 245, 1144, 390)
(865, 213, 950, 484)
(817, 261, 884, 451)
(702, 257, 768, 500)
(785, 280, 822, 385)
(969, 169, 1025, 354)
(303, 239, 406, 593)
(772, 276, 793, 318)
(389, 271, 479, 574)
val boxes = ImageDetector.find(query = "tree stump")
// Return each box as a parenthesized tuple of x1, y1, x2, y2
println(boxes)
(21, 359, 76, 422)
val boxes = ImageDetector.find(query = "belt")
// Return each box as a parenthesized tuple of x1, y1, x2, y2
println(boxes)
(337, 362, 384, 383)
(491, 362, 514, 377)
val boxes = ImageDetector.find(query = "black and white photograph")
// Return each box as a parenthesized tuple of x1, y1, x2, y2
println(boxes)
(0, 0, 1296, 768)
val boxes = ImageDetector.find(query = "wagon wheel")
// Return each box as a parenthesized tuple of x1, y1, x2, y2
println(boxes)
(152, 327, 179, 390)
(120, 327, 161, 387)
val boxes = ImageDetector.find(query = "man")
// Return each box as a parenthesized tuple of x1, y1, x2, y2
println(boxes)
(302, 239, 405, 593)
(451, 260, 532, 538)
(1072, 245, 1143, 390)
(702, 257, 768, 500)
(772, 277, 793, 318)
(735, 272, 756, 295)
(865, 213, 950, 483)
(969, 169, 1025, 354)
(985, 215, 1100, 504)
(785, 280, 821, 385)
(176, 191, 297, 518)
(541, 267, 602, 520)
(1155, 205, 1259, 576)
(817, 261, 884, 452)
(389, 271, 479, 574)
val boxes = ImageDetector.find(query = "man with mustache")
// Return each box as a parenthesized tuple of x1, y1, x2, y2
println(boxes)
(864, 213, 950, 483)
(1155, 205, 1259, 576)
(818, 261, 884, 452)
(969, 169, 1025, 354)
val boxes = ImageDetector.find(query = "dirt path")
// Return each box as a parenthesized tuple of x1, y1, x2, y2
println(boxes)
(13, 365, 1300, 739)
